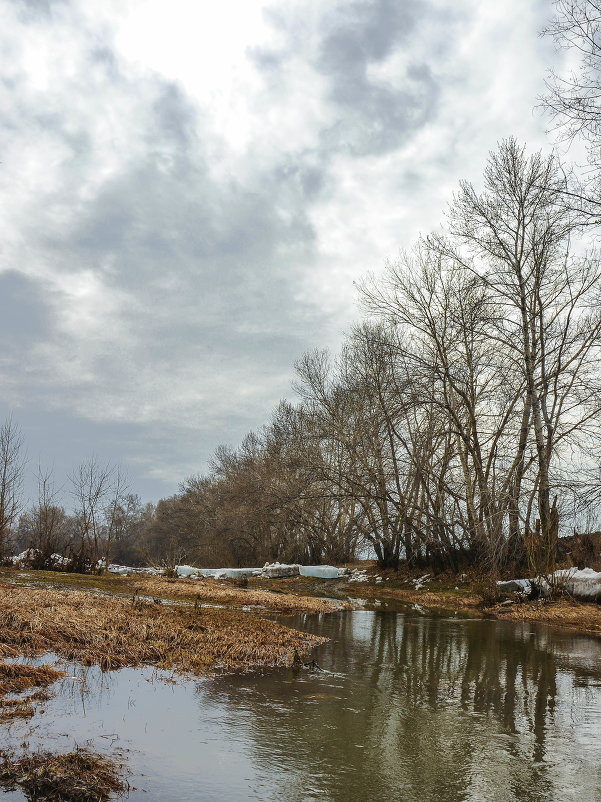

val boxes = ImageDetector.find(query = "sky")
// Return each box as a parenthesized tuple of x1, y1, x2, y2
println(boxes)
(0, 0, 574, 506)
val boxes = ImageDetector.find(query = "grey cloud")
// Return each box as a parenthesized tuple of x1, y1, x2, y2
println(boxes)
(60, 151, 317, 307)
(152, 83, 200, 150)
(317, 0, 440, 155)
(0, 271, 53, 351)
(7, 67, 327, 452)
(318, 0, 419, 68)
(39, 77, 320, 326)
(9, 0, 69, 20)
(254, 0, 442, 157)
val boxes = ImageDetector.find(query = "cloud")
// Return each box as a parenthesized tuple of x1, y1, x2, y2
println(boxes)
(0, 0, 564, 500)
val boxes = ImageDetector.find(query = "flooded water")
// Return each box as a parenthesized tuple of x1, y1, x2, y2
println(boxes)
(3, 609, 601, 801)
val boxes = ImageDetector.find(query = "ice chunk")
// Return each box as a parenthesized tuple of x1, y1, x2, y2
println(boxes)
(498, 568, 601, 601)
(175, 565, 199, 578)
(261, 563, 300, 578)
(107, 564, 130, 575)
(199, 567, 261, 579)
(496, 578, 533, 595)
(298, 565, 339, 579)
(552, 568, 601, 600)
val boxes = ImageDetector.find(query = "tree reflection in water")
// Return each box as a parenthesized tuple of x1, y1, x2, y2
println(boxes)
(206, 611, 601, 801)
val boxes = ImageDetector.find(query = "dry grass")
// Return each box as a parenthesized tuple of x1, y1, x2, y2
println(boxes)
(0, 583, 327, 674)
(490, 597, 601, 635)
(127, 575, 345, 614)
(0, 748, 125, 801)
(0, 567, 345, 614)
(0, 572, 333, 801)
(345, 583, 482, 612)
(0, 662, 65, 695)
(0, 661, 63, 723)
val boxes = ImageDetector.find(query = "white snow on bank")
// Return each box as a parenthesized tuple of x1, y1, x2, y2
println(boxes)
(348, 568, 370, 583)
(108, 565, 164, 576)
(299, 565, 339, 579)
(412, 574, 431, 590)
(11, 553, 345, 581)
(150, 562, 343, 580)
(496, 578, 533, 595)
(175, 562, 343, 580)
(498, 568, 601, 601)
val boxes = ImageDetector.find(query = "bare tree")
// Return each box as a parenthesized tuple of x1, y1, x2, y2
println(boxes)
(444, 139, 601, 571)
(361, 245, 526, 571)
(0, 416, 26, 559)
(542, 0, 601, 217)
(19, 465, 70, 564)
(358, 140, 601, 574)
(69, 459, 127, 571)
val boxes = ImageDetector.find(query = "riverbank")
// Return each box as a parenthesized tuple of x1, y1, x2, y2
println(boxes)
(2, 564, 601, 799)
(247, 562, 601, 638)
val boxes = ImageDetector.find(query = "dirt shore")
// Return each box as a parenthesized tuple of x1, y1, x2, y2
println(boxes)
(247, 562, 601, 638)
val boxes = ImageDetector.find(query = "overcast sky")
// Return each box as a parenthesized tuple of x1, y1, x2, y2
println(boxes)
(0, 0, 573, 505)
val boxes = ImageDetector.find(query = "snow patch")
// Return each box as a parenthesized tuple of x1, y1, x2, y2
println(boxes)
(498, 568, 601, 601)
(348, 569, 370, 583)
(299, 565, 339, 579)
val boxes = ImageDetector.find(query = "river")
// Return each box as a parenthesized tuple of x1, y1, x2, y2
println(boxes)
(3, 606, 601, 800)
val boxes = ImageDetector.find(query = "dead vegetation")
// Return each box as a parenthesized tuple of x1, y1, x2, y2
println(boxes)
(0, 661, 63, 723)
(0, 567, 345, 615)
(0, 574, 333, 800)
(490, 597, 601, 636)
(0, 583, 327, 674)
(344, 581, 482, 612)
(0, 662, 65, 695)
(126, 575, 344, 614)
(0, 748, 125, 801)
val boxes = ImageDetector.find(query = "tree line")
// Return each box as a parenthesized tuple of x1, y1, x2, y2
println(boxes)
(0, 417, 155, 569)
(142, 137, 601, 575)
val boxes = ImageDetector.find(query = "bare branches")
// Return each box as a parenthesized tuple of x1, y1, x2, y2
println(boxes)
(0, 417, 26, 559)
(541, 1, 601, 218)
(69, 459, 129, 569)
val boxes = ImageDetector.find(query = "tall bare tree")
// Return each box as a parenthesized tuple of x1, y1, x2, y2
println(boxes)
(445, 139, 601, 570)
(0, 416, 25, 558)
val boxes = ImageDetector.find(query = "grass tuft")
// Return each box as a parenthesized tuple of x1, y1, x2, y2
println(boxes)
(0, 748, 125, 801)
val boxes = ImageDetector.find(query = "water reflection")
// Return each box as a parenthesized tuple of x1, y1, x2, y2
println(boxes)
(3, 612, 601, 801)
(206, 612, 601, 801)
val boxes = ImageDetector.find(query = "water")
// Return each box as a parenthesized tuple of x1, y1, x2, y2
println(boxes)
(3, 610, 601, 801)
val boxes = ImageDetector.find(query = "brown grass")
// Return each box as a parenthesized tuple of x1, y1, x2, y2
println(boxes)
(0, 661, 63, 723)
(345, 583, 482, 612)
(127, 575, 345, 614)
(0, 748, 125, 801)
(0, 583, 327, 674)
(490, 597, 601, 635)
(0, 662, 65, 695)
(0, 567, 345, 614)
